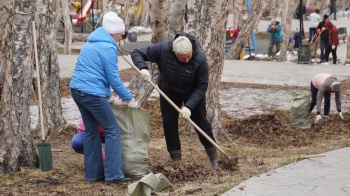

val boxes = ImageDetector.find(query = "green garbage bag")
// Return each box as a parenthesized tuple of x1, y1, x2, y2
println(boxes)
(111, 104, 150, 179)
(290, 91, 311, 129)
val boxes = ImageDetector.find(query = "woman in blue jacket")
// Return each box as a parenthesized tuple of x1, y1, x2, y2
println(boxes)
(70, 12, 137, 184)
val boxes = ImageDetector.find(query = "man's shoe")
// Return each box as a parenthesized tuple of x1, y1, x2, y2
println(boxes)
(105, 178, 132, 184)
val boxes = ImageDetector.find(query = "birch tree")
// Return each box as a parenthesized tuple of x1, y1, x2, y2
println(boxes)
(167, 0, 187, 38)
(186, 0, 232, 141)
(34, 0, 66, 137)
(226, 0, 263, 60)
(278, 0, 294, 62)
(128, 0, 170, 106)
(61, 0, 72, 54)
(0, 0, 38, 174)
(347, 33, 350, 60)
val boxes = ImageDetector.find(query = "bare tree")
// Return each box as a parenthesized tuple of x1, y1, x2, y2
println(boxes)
(167, 0, 187, 38)
(34, 0, 66, 137)
(128, 0, 170, 106)
(226, 0, 263, 60)
(0, 0, 39, 174)
(187, 0, 232, 141)
(347, 33, 350, 60)
(278, 0, 294, 62)
(61, 0, 73, 54)
(233, 0, 244, 28)
(124, 0, 142, 30)
(140, 0, 150, 27)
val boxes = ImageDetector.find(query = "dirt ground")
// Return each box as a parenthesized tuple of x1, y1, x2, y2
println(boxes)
(2, 68, 350, 196)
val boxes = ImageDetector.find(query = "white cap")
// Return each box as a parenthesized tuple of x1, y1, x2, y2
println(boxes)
(173, 36, 192, 55)
(102, 12, 125, 34)
(330, 81, 341, 92)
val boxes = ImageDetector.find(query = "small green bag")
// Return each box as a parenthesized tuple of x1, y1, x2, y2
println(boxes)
(290, 91, 311, 129)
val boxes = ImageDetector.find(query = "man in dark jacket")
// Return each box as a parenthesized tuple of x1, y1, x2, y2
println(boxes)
(130, 33, 219, 170)
(317, 15, 330, 62)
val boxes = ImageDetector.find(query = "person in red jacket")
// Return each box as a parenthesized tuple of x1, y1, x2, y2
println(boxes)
(324, 20, 339, 64)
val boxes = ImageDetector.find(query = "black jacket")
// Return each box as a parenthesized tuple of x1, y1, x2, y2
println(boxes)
(317, 20, 329, 42)
(130, 33, 208, 111)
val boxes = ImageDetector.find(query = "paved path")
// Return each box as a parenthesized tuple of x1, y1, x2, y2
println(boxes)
(222, 147, 350, 196)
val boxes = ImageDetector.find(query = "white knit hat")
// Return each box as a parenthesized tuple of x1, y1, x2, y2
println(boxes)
(102, 12, 125, 34)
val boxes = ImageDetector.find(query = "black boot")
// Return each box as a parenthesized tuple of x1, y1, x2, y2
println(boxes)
(169, 150, 181, 161)
(205, 147, 219, 170)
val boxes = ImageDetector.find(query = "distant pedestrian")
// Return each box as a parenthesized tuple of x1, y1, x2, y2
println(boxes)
(316, 15, 330, 62)
(329, 0, 337, 20)
(309, 9, 321, 44)
(310, 73, 343, 124)
(293, 28, 302, 49)
(324, 20, 339, 64)
(267, 19, 283, 56)
(295, 2, 306, 20)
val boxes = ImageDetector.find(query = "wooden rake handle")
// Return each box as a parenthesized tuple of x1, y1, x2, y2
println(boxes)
(122, 56, 229, 158)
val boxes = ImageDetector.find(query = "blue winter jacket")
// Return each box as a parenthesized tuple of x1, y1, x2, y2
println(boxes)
(267, 23, 283, 43)
(70, 27, 132, 101)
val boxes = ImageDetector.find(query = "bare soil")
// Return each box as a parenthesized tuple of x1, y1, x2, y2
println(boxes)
(3, 68, 350, 195)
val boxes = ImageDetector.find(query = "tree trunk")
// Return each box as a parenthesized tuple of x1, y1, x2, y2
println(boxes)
(278, 0, 294, 62)
(102, 0, 109, 13)
(34, 0, 66, 138)
(187, 0, 232, 142)
(233, 0, 244, 28)
(149, 0, 168, 43)
(61, 0, 72, 54)
(167, 0, 186, 38)
(226, 0, 263, 60)
(253, 1, 267, 33)
(128, 0, 169, 106)
(53, 0, 62, 33)
(140, 0, 150, 27)
(0, 0, 39, 174)
(124, 0, 141, 30)
(347, 32, 350, 60)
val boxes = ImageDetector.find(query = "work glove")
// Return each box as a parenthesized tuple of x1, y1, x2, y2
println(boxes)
(322, 27, 326, 30)
(126, 98, 138, 108)
(314, 114, 322, 124)
(332, 45, 336, 50)
(338, 112, 344, 120)
(140, 69, 151, 81)
(180, 107, 191, 119)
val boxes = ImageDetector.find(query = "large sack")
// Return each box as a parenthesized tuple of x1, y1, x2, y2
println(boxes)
(111, 105, 150, 179)
(290, 91, 311, 129)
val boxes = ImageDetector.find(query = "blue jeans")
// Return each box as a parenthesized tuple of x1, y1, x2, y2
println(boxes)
(309, 28, 316, 44)
(71, 88, 125, 181)
(319, 40, 327, 61)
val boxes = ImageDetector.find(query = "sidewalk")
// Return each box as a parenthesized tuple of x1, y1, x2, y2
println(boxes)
(222, 147, 350, 196)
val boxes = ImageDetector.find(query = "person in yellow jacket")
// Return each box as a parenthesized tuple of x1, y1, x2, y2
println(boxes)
(71, 1, 81, 14)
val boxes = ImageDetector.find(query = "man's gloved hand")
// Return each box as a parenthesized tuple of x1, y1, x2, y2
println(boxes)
(126, 98, 138, 108)
(180, 107, 191, 119)
(140, 69, 151, 81)
(314, 114, 322, 124)
(338, 112, 344, 120)
(322, 27, 326, 30)
(332, 45, 336, 50)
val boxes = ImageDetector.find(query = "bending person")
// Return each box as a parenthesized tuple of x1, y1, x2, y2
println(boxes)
(309, 73, 343, 123)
